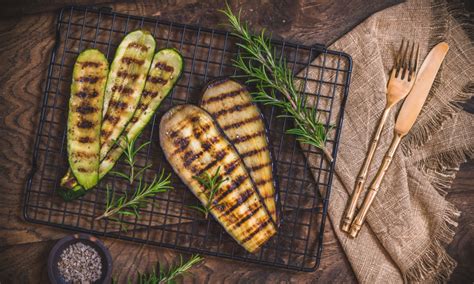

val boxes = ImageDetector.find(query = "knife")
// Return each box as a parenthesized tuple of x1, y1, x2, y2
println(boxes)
(348, 42, 450, 238)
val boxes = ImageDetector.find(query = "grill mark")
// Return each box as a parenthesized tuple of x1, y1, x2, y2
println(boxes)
(79, 61, 101, 68)
(130, 117, 139, 123)
(155, 62, 175, 72)
(214, 175, 247, 204)
(173, 137, 190, 153)
(231, 131, 265, 144)
(223, 159, 240, 176)
(76, 104, 98, 115)
(78, 136, 94, 143)
(109, 100, 128, 110)
(76, 90, 99, 99)
(72, 151, 97, 159)
(202, 88, 246, 105)
(117, 71, 139, 80)
(77, 76, 100, 83)
(183, 150, 204, 167)
(213, 102, 253, 118)
(248, 161, 272, 172)
(241, 219, 271, 244)
(197, 149, 227, 176)
(255, 178, 271, 187)
(147, 76, 168, 85)
(206, 78, 230, 88)
(77, 120, 94, 129)
(101, 130, 112, 138)
(240, 146, 269, 159)
(137, 102, 148, 111)
(193, 123, 211, 139)
(169, 131, 178, 138)
(221, 188, 254, 217)
(142, 90, 159, 98)
(222, 116, 261, 131)
(127, 42, 150, 52)
(232, 204, 261, 229)
(77, 167, 93, 173)
(111, 85, 134, 95)
(104, 114, 120, 124)
(121, 57, 145, 65)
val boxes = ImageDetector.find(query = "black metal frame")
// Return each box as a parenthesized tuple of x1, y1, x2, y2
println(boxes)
(23, 5, 352, 272)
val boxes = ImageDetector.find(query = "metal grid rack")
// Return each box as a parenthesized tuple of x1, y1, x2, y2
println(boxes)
(23, 6, 351, 271)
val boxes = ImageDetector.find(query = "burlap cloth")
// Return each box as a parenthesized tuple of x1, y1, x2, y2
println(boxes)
(300, 0, 473, 282)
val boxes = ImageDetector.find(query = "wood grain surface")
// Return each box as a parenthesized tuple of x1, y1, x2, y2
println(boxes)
(1, 1, 472, 283)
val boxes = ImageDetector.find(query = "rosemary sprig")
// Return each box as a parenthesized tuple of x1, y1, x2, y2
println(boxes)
(134, 255, 204, 284)
(110, 136, 152, 184)
(95, 171, 172, 221)
(189, 166, 228, 219)
(221, 5, 334, 162)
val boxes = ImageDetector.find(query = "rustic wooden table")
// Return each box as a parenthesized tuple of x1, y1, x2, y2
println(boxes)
(1, 1, 472, 283)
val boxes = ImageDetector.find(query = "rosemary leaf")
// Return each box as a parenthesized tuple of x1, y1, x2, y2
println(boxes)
(221, 4, 334, 162)
(189, 166, 228, 219)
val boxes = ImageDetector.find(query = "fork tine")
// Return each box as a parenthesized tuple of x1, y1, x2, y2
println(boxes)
(394, 39, 405, 75)
(400, 40, 410, 79)
(407, 42, 415, 81)
(413, 43, 420, 74)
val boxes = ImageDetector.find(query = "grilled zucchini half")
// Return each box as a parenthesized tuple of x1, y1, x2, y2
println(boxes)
(160, 104, 276, 253)
(100, 48, 183, 178)
(200, 78, 278, 223)
(100, 30, 156, 160)
(67, 49, 109, 189)
(59, 48, 183, 200)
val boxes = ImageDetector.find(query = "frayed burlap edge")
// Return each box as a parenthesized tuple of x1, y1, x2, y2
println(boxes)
(401, 0, 474, 155)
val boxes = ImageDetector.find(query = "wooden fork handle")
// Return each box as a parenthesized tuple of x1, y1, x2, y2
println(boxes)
(341, 108, 391, 232)
(349, 133, 403, 238)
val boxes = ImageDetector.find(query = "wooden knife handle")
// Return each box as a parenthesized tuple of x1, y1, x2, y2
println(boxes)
(349, 132, 403, 238)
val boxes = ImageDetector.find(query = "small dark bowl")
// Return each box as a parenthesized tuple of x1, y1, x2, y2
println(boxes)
(48, 233, 113, 284)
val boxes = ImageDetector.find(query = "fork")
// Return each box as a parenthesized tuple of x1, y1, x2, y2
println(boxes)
(341, 40, 420, 233)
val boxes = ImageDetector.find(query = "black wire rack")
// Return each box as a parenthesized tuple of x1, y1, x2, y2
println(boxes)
(23, 5, 352, 271)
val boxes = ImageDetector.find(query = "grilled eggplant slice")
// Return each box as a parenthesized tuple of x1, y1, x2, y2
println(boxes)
(100, 30, 156, 160)
(100, 48, 183, 178)
(160, 104, 276, 253)
(200, 78, 277, 223)
(67, 49, 109, 189)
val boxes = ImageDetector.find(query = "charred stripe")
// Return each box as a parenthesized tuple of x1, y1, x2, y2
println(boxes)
(183, 150, 204, 167)
(127, 42, 150, 52)
(197, 149, 227, 176)
(240, 146, 269, 159)
(76, 90, 99, 99)
(221, 187, 254, 217)
(223, 159, 240, 176)
(232, 204, 261, 229)
(117, 71, 139, 80)
(78, 136, 94, 143)
(155, 62, 175, 72)
(76, 104, 98, 115)
(231, 131, 265, 144)
(77, 76, 101, 83)
(147, 76, 168, 85)
(221, 116, 261, 131)
(79, 61, 102, 68)
(109, 100, 128, 110)
(255, 178, 272, 187)
(213, 102, 253, 118)
(241, 218, 271, 244)
(202, 88, 246, 105)
(111, 85, 134, 95)
(121, 57, 145, 65)
(214, 174, 247, 204)
(77, 120, 94, 129)
(248, 161, 272, 172)
(77, 167, 94, 173)
(104, 114, 120, 124)
(142, 90, 159, 98)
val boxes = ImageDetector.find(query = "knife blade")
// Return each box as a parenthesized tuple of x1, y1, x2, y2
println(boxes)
(395, 42, 449, 136)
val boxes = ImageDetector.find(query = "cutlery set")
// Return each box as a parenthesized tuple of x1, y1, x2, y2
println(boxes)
(342, 41, 450, 237)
